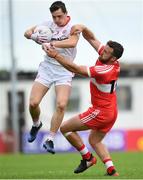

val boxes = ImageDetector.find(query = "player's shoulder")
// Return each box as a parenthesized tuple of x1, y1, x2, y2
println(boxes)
(114, 61, 120, 72)
(38, 20, 53, 27)
(67, 16, 79, 28)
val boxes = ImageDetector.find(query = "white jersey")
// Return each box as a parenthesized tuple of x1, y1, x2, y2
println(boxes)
(40, 17, 77, 66)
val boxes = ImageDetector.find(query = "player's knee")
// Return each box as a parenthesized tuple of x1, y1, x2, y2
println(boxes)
(29, 98, 39, 109)
(60, 124, 66, 134)
(56, 101, 67, 112)
(60, 121, 68, 134)
(89, 135, 97, 148)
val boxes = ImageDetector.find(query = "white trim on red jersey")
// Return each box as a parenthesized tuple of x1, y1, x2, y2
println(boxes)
(91, 78, 117, 93)
(81, 109, 100, 123)
(95, 65, 114, 74)
(87, 65, 114, 77)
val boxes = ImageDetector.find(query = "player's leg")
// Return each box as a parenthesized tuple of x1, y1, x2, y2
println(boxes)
(89, 130, 119, 176)
(51, 85, 71, 135)
(43, 84, 71, 153)
(29, 81, 49, 123)
(60, 116, 97, 173)
(28, 81, 49, 142)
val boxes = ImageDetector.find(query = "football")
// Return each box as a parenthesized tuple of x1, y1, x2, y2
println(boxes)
(34, 25, 53, 43)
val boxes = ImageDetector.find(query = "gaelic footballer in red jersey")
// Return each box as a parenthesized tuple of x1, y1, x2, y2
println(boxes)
(44, 26, 124, 176)
(80, 43, 120, 133)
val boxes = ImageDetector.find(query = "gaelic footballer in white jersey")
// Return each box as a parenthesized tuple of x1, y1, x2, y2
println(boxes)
(40, 18, 77, 66)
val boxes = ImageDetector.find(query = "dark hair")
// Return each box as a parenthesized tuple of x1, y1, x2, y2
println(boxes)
(107, 40, 124, 59)
(50, 1, 67, 13)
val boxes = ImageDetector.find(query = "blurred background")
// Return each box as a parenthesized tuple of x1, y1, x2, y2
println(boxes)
(0, 0, 143, 154)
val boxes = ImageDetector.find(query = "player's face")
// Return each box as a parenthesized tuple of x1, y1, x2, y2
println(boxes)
(51, 8, 67, 27)
(99, 45, 116, 64)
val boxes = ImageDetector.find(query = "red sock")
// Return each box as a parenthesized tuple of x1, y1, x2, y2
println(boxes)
(103, 158, 115, 174)
(78, 144, 91, 160)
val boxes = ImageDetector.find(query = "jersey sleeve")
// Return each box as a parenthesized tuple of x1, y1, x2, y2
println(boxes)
(87, 65, 118, 83)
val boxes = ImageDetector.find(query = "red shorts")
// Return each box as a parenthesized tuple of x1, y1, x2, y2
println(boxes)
(79, 106, 117, 133)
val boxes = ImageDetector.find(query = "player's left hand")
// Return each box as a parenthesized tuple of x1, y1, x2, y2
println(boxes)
(46, 48, 58, 58)
(42, 43, 58, 58)
(31, 33, 50, 44)
(42, 43, 51, 52)
(37, 35, 50, 44)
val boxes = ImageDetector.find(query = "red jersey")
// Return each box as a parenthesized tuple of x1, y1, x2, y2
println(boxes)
(87, 45, 120, 110)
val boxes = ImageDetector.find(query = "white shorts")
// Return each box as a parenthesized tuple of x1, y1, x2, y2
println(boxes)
(35, 60, 74, 88)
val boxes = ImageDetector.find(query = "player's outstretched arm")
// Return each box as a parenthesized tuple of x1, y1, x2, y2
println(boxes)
(44, 47, 88, 77)
(70, 24, 101, 52)
(24, 26, 36, 39)
(82, 27, 101, 52)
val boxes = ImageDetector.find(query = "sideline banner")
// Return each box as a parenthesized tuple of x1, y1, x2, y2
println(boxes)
(1, 129, 143, 153)
(125, 130, 143, 151)
(22, 130, 126, 153)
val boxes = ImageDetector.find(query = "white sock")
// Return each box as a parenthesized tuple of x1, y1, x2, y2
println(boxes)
(33, 120, 41, 127)
(47, 132, 56, 141)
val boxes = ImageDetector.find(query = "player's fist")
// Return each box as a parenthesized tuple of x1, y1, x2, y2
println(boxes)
(42, 43, 58, 58)
(46, 48, 58, 59)
(24, 29, 33, 39)
(31, 33, 48, 44)
(31, 25, 53, 44)
(42, 43, 51, 52)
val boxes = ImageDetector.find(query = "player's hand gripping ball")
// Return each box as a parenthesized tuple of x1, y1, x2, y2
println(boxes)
(31, 25, 53, 44)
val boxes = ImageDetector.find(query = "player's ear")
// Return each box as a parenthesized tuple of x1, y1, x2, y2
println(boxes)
(111, 56, 117, 62)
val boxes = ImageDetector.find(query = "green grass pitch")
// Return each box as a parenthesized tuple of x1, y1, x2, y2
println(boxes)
(0, 152, 143, 179)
